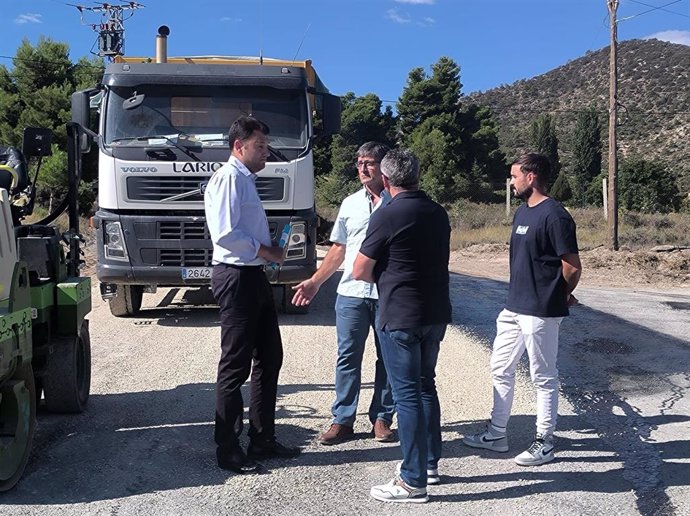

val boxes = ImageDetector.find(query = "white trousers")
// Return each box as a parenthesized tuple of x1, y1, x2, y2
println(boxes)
(490, 309, 563, 436)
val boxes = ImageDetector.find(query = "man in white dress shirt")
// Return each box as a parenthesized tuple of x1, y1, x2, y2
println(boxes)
(204, 116, 299, 474)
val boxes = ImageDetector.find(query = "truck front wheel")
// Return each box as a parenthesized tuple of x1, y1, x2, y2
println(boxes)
(108, 285, 143, 317)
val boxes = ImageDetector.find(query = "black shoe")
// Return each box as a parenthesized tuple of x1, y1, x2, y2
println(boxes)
(217, 447, 260, 474)
(247, 439, 301, 460)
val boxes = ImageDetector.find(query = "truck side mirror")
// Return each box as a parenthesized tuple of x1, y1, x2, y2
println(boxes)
(71, 88, 101, 154)
(320, 93, 341, 136)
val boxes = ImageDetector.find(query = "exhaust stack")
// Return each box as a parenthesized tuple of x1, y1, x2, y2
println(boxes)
(156, 26, 170, 63)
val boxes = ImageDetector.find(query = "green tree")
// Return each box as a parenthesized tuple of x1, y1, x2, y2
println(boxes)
(619, 157, 680, 213)
(571, 107, 602, 206)
(397, 56, 505, 203)
(457, 104, 506, 201)
(397, 67, 441, 142)
(397, 57, 461, 147)
(528, 113, 561, 187)
(550, 171, 572, 202)
(408, 119, 461, 201)
(0, 37, 104, 206)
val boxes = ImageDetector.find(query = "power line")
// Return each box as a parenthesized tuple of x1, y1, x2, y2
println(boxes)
(624, 0, 690, 18)
(619, 0, 685, 21)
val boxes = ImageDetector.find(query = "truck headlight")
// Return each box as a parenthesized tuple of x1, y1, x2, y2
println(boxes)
(285, 222, 306, 260)
(104, 221, 129, 261)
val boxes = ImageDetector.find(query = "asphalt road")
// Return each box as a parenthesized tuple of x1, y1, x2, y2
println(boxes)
(2, 270, 689, 515)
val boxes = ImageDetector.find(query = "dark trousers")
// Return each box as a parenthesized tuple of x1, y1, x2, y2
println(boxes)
(211, 263, 283, 452)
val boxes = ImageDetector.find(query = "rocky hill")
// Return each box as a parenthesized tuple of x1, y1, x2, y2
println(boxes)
(468, 39, 690, 194)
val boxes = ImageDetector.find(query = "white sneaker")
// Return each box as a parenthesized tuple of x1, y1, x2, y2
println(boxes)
(395, 461, 441, 485)
(427, 468, 440, 485)
(370, 478, 429, 503)
(462, 425, 509, 452)
(514, 433, 555, 466)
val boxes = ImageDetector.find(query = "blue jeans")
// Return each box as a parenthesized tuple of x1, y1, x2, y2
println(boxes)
(378, 324, 446, 489)
(332, 295, 394, 426)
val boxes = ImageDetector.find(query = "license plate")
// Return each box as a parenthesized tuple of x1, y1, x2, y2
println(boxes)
(181, 267, 213, 280)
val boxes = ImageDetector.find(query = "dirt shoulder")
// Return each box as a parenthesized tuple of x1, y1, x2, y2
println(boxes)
(451, 243, 690, 290)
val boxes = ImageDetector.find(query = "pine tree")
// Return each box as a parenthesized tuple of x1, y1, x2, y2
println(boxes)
(570, 107, 602, 207)
(551, 171, 572, 203)
(528, 113, 561, 188)
(396, 57, 504, 203)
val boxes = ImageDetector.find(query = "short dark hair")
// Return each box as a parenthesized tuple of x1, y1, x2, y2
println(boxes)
(228, 116, 269, 146)
(357, 142, 390, 162)
(380, 148, 419, 189)
(513, 153, 551, 188)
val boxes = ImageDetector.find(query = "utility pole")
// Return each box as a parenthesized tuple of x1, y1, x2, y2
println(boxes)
(70, 2, 145, 59)
(607, 0, 619, 250)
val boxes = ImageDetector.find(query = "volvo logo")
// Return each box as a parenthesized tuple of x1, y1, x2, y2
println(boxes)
(200, 182, 209, 194)
(121, 166, 158, 173)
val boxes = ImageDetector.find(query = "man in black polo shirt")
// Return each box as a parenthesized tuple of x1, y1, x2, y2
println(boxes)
(463, 153, 581, 466)
(353, 148, 451, 503)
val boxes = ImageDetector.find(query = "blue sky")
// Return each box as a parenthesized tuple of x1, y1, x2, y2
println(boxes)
(3, 0, 689, 108)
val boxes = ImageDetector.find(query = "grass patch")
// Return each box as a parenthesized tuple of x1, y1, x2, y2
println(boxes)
(315, 199, 689, 251)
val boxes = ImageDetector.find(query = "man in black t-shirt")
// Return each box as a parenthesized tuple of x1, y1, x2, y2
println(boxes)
(463, 153, 581, 466)
(353, 148, 451, 503)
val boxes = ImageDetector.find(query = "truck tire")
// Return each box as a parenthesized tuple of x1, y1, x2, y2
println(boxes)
(282, 284, 309, 314)
(0, 363, 36, 492)
(108, 285, 143, 317)
(43, 320, 91, 413)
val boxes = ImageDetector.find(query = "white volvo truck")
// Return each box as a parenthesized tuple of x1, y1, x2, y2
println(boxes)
(72, 28, 341, 316)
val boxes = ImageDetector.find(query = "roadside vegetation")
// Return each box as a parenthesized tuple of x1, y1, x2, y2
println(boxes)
(448, 201, 690, 251)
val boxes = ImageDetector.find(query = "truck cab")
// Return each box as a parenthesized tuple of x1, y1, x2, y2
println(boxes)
(73, 55, 340, 316)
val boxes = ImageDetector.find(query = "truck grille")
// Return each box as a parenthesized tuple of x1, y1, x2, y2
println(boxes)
(160, 249, 212, 266)
(142, 219, 280, 267)
(159, 221, 208, 240)
(126, 176, 286, 202)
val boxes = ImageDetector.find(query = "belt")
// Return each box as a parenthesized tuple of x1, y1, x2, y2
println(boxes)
(214, 263, 264, 271)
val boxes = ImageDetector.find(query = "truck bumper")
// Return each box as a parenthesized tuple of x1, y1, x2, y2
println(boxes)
(96, 262, 313, 286)
(93, 209, 317, 289)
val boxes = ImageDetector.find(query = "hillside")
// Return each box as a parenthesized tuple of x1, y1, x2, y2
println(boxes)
(468, 39, 690, 194)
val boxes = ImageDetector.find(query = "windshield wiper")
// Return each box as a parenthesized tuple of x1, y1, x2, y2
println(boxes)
(267, 144, 288, 162)
(111, 135, 201, 162)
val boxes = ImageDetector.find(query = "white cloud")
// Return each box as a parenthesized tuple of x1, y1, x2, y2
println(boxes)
(14, 13, 42, 24)
(395, 0, 435, 4)
(386, 8, 411, 24)
(418, 16, 435, 27)
(220, 17, 242, 23)
(644, 30, 690, 46)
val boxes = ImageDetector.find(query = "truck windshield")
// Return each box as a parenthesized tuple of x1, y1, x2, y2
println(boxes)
(104, 85, 308, 149)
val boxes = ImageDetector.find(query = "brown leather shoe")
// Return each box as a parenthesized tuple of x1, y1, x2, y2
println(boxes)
(372, 419, 396, 442)
(318, 423, 354, 446)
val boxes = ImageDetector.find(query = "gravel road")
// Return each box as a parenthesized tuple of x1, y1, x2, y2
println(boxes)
(2, 261, 689, 515)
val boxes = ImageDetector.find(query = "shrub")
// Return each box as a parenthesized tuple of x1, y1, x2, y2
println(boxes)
(619, 157, 680, 213)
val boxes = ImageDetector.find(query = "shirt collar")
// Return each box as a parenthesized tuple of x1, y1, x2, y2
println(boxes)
(363, 186, 390, 203)
(229, 155, 255, 181)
